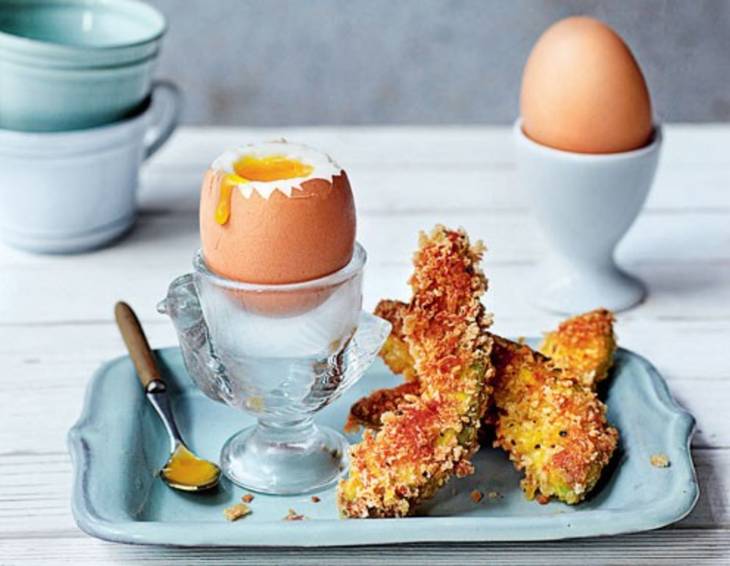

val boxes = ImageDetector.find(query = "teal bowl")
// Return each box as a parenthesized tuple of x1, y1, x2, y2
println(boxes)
(0, 0, 165, 66)
(0, 0, 166, 132)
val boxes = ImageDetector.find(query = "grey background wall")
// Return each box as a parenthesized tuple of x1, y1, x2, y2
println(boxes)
(148, 0, 730, 126)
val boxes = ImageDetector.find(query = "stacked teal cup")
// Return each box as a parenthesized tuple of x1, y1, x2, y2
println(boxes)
(0, 0, 167, 132)
(0, 0, 180, 253)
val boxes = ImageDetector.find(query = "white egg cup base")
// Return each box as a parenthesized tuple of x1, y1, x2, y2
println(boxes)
(531, 254, 646, 314)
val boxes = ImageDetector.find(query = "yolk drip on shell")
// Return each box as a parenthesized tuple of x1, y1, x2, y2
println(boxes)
(215, 155, 314, 225)
(161, 444, 219, 488)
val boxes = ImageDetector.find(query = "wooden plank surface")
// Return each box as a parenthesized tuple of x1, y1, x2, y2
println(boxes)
(0, 125, 729, 564)
(1, 530, 729, 565)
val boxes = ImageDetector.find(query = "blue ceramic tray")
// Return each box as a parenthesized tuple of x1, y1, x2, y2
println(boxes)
(69, 344, 698, 546)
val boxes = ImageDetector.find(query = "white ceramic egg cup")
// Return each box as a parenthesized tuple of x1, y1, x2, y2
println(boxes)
(513, 119, 662, 314)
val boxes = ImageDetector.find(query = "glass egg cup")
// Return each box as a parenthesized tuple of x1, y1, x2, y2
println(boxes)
(158, 244, 390, 495)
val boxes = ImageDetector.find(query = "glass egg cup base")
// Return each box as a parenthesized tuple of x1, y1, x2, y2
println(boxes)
(219, 417, 350, 495)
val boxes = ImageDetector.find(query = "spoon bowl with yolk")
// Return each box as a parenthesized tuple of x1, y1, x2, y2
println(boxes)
(161, 444, 221, 492)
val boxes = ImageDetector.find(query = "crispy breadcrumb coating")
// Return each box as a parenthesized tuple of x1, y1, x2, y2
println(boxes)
(346, 300, 420, 432)
(337, 226, 494, 518)
(371, 304, 616, 393)
(539, 309, 616, 389)
(353, 300, 618, 505)
(345, 381, 421, 433)
(490, 336, 618, 504)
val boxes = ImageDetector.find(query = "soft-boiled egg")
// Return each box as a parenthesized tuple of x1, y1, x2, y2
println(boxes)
(520, 16, 653, 154)
(200, 142, 356, 285)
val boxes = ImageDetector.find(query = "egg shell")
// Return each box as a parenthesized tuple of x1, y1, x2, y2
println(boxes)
(520, 16, 653, 154)
(200, 169, 356, 285)
(199, 168, 356, 317)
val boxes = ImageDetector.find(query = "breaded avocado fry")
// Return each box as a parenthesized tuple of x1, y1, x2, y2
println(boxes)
(352, 300, 619, 505)
(539, 308, 616, 389)
(337, 226, 494, 518)
(490, 336, 618, 504)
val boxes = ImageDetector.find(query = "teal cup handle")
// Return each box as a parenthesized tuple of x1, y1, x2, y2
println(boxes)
(144, 81, 181, 160)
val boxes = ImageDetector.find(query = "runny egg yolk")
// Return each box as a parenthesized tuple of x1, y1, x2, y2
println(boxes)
(161, 444, 219, 488)
(215, 154, 314, 225)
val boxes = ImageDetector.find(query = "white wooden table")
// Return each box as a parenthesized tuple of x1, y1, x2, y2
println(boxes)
(1, 126, 728, 564)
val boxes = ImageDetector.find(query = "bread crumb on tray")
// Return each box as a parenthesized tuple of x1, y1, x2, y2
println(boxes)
(650, 454, 670, 468)
(284, 508, 306, 521)
(224, 503, 251, 522)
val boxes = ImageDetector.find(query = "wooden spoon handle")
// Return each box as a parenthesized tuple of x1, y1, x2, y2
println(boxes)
(114, 301, 161, 389)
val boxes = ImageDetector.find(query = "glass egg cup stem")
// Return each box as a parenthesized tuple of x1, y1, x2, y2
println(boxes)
(220, 415, 349, 495)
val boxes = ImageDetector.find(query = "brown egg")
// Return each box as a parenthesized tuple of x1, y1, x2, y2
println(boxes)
(199, 145, 357, 317)
(521, 16, 653, 154)
(200, 149, 356, 285)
